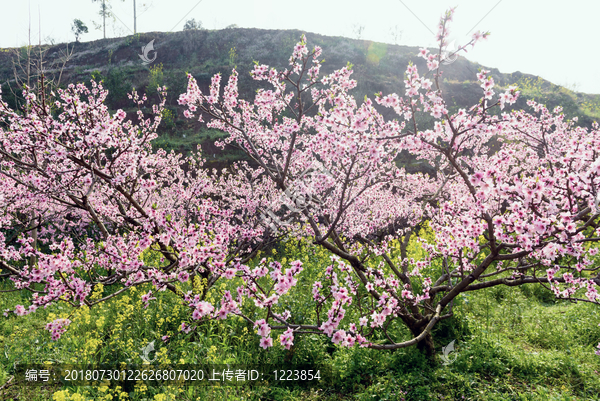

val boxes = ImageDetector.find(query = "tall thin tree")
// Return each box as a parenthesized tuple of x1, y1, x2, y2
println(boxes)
(91, 0, 110, 39)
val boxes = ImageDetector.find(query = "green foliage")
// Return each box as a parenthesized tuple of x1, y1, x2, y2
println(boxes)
(366, 42, 387, 66)
(519, 283, 557, 304)
(511, 76, 595, 125)
(161, 107, 175, 129)
(71, 19, 88, 43)
(228, 46, 237, 67)
(123, 32, 143, 47)
(515, 76, 547, 100)
(148, 63, 164, 95)
(183, 18, 203, 31)
(151, 127, 229, 155)
(90, 67, 132, 109)
(580, 96, 600, 119)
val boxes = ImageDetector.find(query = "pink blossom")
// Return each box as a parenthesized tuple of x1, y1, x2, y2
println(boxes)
(332, 330, 346, 344)
(259, 336, 273, 349)
(14, 305, 27, 316)
(178, 271, 190, 283)
(45, 318, 71, 340)
(279, 328, 294, 350)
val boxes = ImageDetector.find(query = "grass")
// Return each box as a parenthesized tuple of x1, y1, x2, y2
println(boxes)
(1, 241, 600, 400)
(151, 127, 247, 165)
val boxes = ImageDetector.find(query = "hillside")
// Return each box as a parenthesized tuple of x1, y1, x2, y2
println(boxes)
(1, 28, 598, 168)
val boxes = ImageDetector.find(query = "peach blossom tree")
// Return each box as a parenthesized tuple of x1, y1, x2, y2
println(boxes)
(1, 10, 599, 357)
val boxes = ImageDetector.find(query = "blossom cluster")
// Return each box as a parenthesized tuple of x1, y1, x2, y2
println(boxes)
(2, 9, 599, 356)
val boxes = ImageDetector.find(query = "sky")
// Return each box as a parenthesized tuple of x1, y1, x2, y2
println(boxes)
(0, 0, 598, 94)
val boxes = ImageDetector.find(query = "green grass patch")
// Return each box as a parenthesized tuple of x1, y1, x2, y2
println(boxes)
(1, 240, 599, 400)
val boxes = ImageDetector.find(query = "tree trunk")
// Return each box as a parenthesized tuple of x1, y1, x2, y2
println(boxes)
(416, 331, 436, 359)
(407, 320, 436, 360)
(28, 212, 37, 268)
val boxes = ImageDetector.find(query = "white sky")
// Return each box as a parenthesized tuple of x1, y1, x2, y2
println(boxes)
(1, 0, 598, 94)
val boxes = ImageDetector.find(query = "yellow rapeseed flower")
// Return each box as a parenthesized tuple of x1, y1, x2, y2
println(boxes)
(52, 390, 70, 401)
